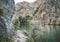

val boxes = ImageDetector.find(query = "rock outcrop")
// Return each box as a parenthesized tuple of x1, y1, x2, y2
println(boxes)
(13, 30, 28, 42)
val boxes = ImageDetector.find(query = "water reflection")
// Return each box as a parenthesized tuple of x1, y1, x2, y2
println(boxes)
(32, 25, 60, 42)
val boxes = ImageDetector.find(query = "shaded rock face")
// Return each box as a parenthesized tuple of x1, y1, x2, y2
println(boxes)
(0, 16, 7, 37)
(0, 0, 15, 38)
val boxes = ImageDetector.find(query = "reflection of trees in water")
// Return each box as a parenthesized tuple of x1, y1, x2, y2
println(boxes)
(53, 25, 60, 42)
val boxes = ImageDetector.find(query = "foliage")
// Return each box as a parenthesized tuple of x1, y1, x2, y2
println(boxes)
(0, 36, 13, 42)
(33, 5, 40, 16)
(14, 16, 32, 30)
(26, 37, 34, 42)
(26, 16, 33, 20)
(0, 8, 4, 16)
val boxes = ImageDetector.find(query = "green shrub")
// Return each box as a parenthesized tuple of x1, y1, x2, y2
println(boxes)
(26, 37, 34, 42)
(13, 16, 32, 31)
(0, 36, 13, 42)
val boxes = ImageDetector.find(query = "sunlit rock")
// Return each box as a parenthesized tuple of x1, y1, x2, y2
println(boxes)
(13, 30, 28, 42)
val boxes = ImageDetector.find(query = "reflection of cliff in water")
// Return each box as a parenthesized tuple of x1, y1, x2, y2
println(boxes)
(32, 25, 60, 42)
(45, 25, 60, 42)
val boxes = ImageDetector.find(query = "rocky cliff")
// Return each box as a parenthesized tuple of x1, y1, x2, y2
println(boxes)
(35, 0, 60, 24)
(15, 1, 41, 17)
(15, 0, 60, 25)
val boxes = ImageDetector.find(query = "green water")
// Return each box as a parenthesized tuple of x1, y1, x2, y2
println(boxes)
(30, 25, 60, 42)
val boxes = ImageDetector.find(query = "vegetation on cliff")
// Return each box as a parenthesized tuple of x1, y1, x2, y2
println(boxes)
(13, 16, 32, 30)
(0, 36, 13, 42)
(0, 8, 4, 16)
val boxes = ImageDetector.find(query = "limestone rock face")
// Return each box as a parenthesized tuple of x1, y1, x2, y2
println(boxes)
(15, 0, 60, 25)
(15, 1, 39, 17)
(36, 0, 60, 24)
(0, 0, 15, 38)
